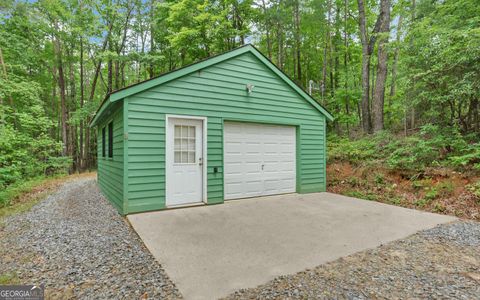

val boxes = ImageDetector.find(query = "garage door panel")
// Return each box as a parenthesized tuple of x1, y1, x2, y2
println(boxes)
(224, 122, 296, 200)
(225, 143, 242, 153)
(263, 179, 295, 195)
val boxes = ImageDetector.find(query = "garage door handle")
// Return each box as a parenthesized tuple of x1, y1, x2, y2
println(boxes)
(261, 164, 265, 170)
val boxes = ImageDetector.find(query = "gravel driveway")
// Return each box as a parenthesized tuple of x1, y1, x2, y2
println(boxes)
(0, 177, 181, 299)
(224, 221, 480, 299)
(1, 176, 479, 299)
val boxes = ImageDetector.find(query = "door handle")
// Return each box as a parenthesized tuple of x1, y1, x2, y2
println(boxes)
(261, 164, 265, 170)
(199, 157, 203, 166)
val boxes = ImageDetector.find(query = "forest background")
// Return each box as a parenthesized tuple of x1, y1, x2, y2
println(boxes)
(1, 0, 479, 218)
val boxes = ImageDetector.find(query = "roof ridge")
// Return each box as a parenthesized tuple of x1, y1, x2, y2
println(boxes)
(90, 44, 333, 127)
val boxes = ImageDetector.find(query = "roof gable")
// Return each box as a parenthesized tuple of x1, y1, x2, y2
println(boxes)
(90, 45, 333, 126)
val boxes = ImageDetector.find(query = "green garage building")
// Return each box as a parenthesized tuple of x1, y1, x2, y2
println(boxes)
(90, 45, 333, 215)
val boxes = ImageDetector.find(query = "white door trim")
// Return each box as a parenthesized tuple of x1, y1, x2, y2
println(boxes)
(165, 114, 208, 206)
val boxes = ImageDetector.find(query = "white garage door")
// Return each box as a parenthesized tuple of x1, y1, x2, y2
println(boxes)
(224, 122, 296, 200)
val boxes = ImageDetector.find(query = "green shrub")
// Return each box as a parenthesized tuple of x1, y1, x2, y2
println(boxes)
(345, 177, 361, 187)
(374, 174, 385, 185)
(415, 198, 431, 207)
(386, 135, 439, 171)
(424, 187, 438, 200)
(449, 143, 480, 170)
(389, 197, 402, 205)
(466, 181, 480, 199)
(328, 132, 394, 164)
(328, 125, 477, 173)
(345, 190, 377, 201)
(411, 180, 424, 190)
(433, 203, 446, 213)
(437, 181, 454, 197)
(386, 125, 475, 172)
(0, 105, 70, 190)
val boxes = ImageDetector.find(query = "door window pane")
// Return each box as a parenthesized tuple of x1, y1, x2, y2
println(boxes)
(181, 152, 188, 163)
(175, 125, 181, 137)
(188, 152, 195, 163)
(174, 138, 181, 150)
(174, 125, 196, 164)
(174, 152, 181, 163)
(188, 139, 195, 151)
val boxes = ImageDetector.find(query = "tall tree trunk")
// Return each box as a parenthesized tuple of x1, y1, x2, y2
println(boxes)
(261, 0, 272, 60)
(276, 10, 284, 69)
(69, 50, 77, 170)
(357, 0, 372, 133)
(344, 0, 350, 136)
(50, 77, 57, 139)
(294, 0, 301, 82)
(407, 0, 416, 135)
(321, 43, 327, 103)
(357, 0, 387, 133)
(85, 24, 113, 168)
(79, 38, 84, 170)
(372, 0, 391, 132)
(329, 22, 336, 98)
(107, 53, 113, 93)
(114, 60, 120, 90)
(0, 47, 16, 127)
(53, 34, 68, 157)
(389, 14, 402, 97)
(115, 5, 133, 86)
(0, 48, 6, 112)
(411, 108, 415, 129)
(0, 48, 5, 127)
(473, 99, 479, 132)
(85, 118, 91, 170)
(371, 61, 375, 102)
(322, 0, 332, 104)
(107, 27, 113, 93)
(0, 48, 12, 108)
(149, 0, 155, 78)
(386, 14, 402, 128)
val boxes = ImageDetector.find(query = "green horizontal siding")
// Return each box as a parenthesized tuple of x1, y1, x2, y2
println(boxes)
(97, 105, 124, 214)
(125, 52, 326, 213)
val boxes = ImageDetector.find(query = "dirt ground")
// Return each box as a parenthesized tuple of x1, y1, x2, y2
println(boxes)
(327, 162, 480, 221)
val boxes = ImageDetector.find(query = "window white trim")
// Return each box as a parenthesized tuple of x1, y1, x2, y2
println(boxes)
(165, 114, 208, 205)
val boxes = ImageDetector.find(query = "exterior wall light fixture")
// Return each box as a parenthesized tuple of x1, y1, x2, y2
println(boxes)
(246, 84, 255, 94)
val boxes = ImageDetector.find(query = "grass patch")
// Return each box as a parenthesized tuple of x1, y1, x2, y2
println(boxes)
(0, 272, 20, 284)
(0, 177, 62, 219)
(388, 197, 403, 205)
(0, 172, 96, 220)
(345, 190, 378, 201)
(0, 176, 58, 207)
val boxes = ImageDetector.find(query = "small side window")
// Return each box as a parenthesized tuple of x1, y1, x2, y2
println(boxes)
(108, 121, 113, 158)
(102, 127, 106, 158)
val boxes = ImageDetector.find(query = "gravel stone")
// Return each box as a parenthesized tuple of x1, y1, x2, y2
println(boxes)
(0, 177, 182, 299)
(224, 221, 480, 300)
(2, 176, 479, 299)
(420, 221, 480, 247)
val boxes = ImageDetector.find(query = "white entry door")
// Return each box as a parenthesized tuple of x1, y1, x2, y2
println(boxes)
(224, 122, 296, 200)
(166, 117, 205, 206)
